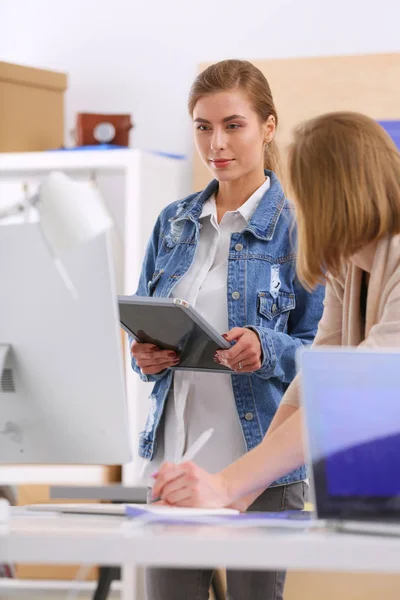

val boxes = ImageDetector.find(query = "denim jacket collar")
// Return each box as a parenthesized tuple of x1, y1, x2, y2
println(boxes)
(169, 170, 286, 241)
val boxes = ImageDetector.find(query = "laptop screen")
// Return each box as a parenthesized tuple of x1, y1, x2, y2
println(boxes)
(323, 387, 400, 497)
(300, 349, 400, 519)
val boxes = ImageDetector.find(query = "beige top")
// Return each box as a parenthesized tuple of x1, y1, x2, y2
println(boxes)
(282, 234, 400, 407)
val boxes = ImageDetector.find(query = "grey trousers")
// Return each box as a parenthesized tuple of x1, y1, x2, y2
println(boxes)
(145, 481, 307, 600)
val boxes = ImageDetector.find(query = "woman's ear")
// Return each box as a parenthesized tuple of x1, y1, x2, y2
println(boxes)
(264, 115, 276, 144)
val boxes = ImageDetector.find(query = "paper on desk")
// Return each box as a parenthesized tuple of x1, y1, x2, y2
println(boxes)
(26, 503, 315, 529)
(126, 505, 315, 528)
(125, 504, 238, 518)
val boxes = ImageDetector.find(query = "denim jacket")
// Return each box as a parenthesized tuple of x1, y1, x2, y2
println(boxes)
(131, 171, 324, 485)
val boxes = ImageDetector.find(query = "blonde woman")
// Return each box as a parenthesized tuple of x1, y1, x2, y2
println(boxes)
(131, 60, 324, 600)
(153, 111, 400, 512)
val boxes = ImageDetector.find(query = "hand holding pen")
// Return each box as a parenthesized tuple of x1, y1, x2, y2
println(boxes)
(151, 428, 233, 508)
(151, 428, 214, 503)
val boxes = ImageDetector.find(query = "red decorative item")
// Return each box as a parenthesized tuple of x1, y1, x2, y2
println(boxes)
(75, 113, 134, 147)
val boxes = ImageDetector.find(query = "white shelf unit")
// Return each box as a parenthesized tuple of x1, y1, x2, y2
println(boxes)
(0, 149, 186, 486)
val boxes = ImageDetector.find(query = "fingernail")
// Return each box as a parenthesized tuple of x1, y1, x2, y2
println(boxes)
(151, 471, 158, 479)
(168, 352, 177, 358)
(222, 334, 228, 339)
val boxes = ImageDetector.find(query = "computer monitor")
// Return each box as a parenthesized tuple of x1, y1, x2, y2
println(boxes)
(0, 219, 131, 464)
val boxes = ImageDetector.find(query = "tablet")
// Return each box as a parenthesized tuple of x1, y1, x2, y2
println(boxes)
(118, 295, 233, 373)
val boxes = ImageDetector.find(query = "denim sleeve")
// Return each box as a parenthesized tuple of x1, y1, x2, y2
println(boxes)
(129, 215, 169, 384)
(246, 280, 325, 383)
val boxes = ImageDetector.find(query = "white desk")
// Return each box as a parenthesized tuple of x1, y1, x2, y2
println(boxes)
(2, 513, 400, 600)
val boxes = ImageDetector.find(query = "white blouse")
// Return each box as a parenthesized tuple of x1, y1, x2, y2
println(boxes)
(140, 178, 270, 484)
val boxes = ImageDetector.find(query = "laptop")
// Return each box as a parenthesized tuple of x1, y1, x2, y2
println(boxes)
(288, 347, 400, 535)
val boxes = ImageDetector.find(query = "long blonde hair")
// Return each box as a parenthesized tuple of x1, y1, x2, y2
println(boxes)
(188, 59, 280, 173)
(287, 111, 400, 289)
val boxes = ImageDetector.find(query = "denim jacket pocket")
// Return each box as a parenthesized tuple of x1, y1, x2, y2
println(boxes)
(257, 290, 296, 331)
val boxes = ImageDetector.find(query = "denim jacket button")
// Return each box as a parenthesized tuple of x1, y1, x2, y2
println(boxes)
(271, 303, 277, 313)
(235, 243, 243, 252)
(245, 412, 254, 421)
(232, 291, 240, 300)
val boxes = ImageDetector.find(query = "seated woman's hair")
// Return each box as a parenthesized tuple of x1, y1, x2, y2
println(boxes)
(288, 111, 400, 288)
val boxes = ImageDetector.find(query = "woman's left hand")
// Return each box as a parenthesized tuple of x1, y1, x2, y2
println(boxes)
(151, 462, 231, 508)
(216, 327, 262, 373)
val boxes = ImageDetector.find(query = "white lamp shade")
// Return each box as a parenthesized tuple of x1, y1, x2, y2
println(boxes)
(38, 172, 113, 255)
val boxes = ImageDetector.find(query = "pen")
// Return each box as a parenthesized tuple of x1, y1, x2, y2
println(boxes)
(150, 428, 214, 503)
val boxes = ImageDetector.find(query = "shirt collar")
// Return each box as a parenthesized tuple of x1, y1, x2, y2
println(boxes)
(200, 196, 216, 220)
(200, 177, 270, 225)
(170, 171, 286, 242)
(238, 177, 270, 223)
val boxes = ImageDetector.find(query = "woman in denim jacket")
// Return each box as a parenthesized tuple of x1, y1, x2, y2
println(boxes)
(131, 59, 324, 600)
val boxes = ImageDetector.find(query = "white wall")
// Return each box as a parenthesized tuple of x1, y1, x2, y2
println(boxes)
(1, 0, 400, 193)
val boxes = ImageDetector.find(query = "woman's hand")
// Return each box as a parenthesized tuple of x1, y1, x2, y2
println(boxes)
(130, 341, 179, 375)
(151, 461, 232, 508)
(216, 327, 262, 373)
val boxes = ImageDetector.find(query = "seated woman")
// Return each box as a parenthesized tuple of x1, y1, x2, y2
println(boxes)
(153, 111, 400, 511)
